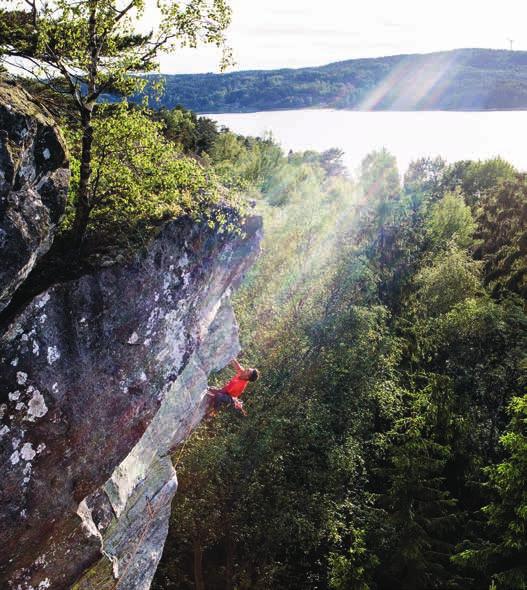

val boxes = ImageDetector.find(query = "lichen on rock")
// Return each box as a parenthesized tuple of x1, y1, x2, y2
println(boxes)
(0, 81, 69, 312)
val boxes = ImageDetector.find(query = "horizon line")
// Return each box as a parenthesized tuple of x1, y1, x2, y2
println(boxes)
(158, 47, 527, 77)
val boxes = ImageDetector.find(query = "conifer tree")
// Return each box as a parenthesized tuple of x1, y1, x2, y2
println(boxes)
(456, 395, 527, 589)
(377, 386, 458, 590)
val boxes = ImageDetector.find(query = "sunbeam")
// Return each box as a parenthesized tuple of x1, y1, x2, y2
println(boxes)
(358, 51, 466, 110)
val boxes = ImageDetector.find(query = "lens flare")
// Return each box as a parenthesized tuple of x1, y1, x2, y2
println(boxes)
(358, 52, 474, 111)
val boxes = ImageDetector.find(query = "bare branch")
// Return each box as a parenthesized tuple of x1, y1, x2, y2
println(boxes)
(113, 1, 136, 24)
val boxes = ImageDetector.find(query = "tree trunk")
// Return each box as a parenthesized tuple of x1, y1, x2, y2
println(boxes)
(193, 536, 205, 590)
(72, 110, 94, 247)
(72, 0, 97, 249)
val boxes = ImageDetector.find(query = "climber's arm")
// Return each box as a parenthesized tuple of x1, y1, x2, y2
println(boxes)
(230, 358, 244, 374)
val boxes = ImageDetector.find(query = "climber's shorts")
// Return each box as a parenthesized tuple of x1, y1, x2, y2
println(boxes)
(214, 391, 234, 409)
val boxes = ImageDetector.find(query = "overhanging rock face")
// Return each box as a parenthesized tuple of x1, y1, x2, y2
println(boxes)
(0, 81, 69, 312)
(0, 215, 262, 590)
(74, 299, 241, 590)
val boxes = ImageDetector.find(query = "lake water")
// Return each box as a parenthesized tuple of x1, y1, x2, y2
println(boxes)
(204, 109, 527, 175)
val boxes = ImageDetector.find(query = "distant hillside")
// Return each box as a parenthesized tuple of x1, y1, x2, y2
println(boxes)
(149, 49, 527, 113)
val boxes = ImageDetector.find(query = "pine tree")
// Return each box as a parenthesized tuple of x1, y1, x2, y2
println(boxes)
(456, 395, 527, 589)
(377, 386, 458, 590)
(474, 174, 527, 299)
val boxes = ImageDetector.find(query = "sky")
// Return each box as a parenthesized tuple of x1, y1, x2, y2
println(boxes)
(155, 0, 527, 74)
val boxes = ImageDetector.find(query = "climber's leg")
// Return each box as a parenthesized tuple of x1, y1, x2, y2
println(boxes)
(206, 388, 233, 412)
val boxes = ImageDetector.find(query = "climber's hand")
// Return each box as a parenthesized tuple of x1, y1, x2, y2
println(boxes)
(230, 358, 244, 374)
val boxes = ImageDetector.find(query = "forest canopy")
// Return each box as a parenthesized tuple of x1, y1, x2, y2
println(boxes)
(142, 113, 527, 590)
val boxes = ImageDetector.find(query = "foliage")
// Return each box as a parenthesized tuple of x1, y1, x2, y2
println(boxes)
(455, 395, 527, 589)
(474, 174, 527, 298)
(153, 105, 220, 155)
(359, 148, 400, 205)
(153, 147, 527, 590)
(210, 131, 283, 192)
(0, 0, 232, 242)
(376, 384, 458, 590)
(64, 103, 222, 243)
(0, 0, 232, 96)
(439, 158, 516, 206)
(412, 246, 482, 317)
(425, 191, 476, 250)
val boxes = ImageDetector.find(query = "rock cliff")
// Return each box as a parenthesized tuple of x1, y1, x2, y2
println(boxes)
(0, 84, 262, 590)
(0, 81, 69, 313)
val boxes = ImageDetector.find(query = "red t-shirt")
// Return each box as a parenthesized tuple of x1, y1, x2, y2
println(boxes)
(223, 375, 248, 398)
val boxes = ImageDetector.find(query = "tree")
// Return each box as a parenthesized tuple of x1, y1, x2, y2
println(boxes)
(425, 191, 476, 252)
(149, 141, 527, 589)
(376, 385, 458, 590)
(210, 130, 283, 193)
(413, 246, 482, 318)
(474, 174, 527, 299)
(358, 149, 401, 254)
(403, 157, 446, 218)
(65, 103, 220, 241)
(0, 0, 231, 244)
(455, 395, 527, 589)
(359, 148, 400, 207)
(156, 106, 199, 153)
(439, 158, 516, 206)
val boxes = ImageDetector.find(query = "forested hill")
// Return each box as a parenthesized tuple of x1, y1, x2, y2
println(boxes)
(151, 48, 527, 112)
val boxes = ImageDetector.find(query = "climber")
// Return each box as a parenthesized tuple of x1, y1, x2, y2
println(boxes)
(207, 358, 260, 416)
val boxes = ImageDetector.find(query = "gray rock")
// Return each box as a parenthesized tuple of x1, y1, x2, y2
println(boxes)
(0, 81, 69, 312)
(0, 214, 262, 590)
